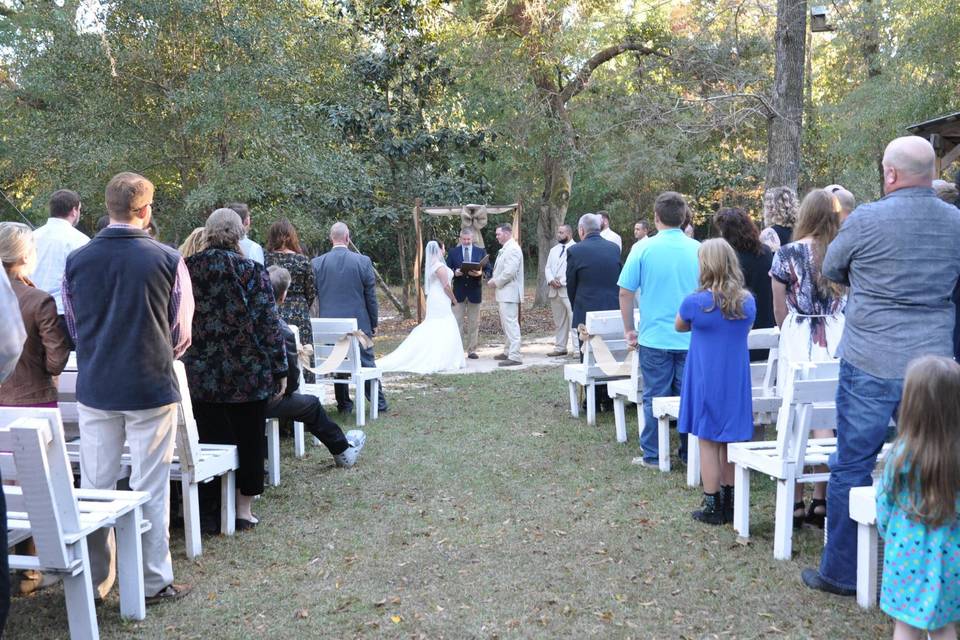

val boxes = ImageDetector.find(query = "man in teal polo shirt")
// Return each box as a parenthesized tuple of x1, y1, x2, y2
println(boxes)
(618, 191, 700, 467)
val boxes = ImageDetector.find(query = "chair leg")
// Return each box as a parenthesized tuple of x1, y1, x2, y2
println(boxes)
(115, 508, 146, 621)
(370, 378, 380, 421)
(636, 402, 645, 442)
(856, 522, 879, 609)
(182, 476, 202, 559)
(613, 398, 626, 443)
(773, 477, 797, 560)
(657, 416, 670, 472)
(355, 378, 367, 427)
(221, 471, 236, 536)
(293, 421, 305, 458)
(733, 464, 751, 538)
(267, 418, 280, 487)
(63, 540, 100, 640)
(686, 435, 700, 487)
(568, 381, 579, 418)
(586, 384, 596, 426)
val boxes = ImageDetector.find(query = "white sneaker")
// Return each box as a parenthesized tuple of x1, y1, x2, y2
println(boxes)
(631, 456, 659, 469)
(334, 430, 366, 468)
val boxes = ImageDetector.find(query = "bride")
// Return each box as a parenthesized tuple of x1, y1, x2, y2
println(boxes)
(378, 241, 466, 374)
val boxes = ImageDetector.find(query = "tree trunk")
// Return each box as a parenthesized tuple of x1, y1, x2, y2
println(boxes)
(535, 156, 571, 306)
(764, 0, 806, 191)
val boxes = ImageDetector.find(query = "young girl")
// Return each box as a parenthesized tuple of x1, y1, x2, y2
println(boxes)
(676, 239, 756, 524)
(877, 356, 960, 640)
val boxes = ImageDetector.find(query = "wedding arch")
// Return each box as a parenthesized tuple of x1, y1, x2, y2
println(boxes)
(412, 197, 523, 322)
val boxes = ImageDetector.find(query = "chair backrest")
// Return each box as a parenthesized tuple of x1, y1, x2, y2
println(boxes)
(773, 360, 840, 464)
(582, 310, 633, 374)
(289, 324, 306, 388)
(747, 327, 780, 395)
(172, 360, 202, 475)
(56, 370, 80, 436)
(0, 411, 81, 569)
(310, 317, 362, 375)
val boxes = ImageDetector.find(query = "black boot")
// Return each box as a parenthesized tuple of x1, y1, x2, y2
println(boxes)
(721, 485, 734, 524)
(692, 492, 724, 525)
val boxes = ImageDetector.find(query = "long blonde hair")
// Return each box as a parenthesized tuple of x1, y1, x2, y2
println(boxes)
(697, 238, 749, 319)
(885, 356, 960, 527)
(0, 222, 36, 277)
(793, 189, 845, 300)
(178, 227, 207, 258)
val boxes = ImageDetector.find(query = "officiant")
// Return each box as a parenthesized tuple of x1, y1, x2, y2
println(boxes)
(446, 228, 491, 359)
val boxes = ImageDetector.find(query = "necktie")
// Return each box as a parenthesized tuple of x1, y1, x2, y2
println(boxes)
(559, 244, 566, 258)
(465, 246, 471, 263)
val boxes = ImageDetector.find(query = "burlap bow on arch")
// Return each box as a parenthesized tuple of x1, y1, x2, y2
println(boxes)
(459, 204, 489, 248)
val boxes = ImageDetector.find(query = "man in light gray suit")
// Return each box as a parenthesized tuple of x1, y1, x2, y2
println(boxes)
(311, 222, 388, 413)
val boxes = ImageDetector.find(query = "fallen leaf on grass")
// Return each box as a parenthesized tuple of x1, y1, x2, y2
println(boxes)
(530, 431, 545, 437)
(294, 609, 309, 619)
(390, 614, 403, 624)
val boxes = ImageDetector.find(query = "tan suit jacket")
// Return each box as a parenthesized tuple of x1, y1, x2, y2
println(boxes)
(491, 238, 523, 303)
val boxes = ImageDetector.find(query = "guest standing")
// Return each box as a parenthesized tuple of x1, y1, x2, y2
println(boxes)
(0, 223, 70, 407)
(759, 186, 799, 251)
(182, 208, 287, 529)
(544, 224, 575, 356)
(676, 239, 756, 525)
(178, 227, 206, 259)
(227, 202, 265, 264)
(265, 219, 316, 381)
(713, 207, 775, 361)
(64, 171, 194, 603)
(597, 211, 622, 251)
(802, 136, 960, 597)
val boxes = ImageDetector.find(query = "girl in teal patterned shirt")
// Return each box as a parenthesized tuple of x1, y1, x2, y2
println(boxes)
(877, 356, 960, 640)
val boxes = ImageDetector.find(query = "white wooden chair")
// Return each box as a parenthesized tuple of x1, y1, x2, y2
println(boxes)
(849, 484, 883, 609)
(605, 350, 643, 443)
(651, 327, 781, 482)
(60, 362, 240, 559)
(304, 318, 382, 428)
(2, 412, 151, 639)
(265, 325, 316, 486)
(563, 310, 635, 427)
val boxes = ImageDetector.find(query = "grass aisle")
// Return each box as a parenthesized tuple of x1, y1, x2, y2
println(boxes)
(10, 367, 888, 639)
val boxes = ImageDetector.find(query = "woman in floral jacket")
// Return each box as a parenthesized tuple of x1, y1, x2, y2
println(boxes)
(183, 208, 287, 529)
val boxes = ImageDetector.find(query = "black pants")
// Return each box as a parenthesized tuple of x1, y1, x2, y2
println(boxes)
(192, 399, 268, 497)
(0, 469, 9, 636)
(267, 393, 349, 456)
(334, 344, 388, 411)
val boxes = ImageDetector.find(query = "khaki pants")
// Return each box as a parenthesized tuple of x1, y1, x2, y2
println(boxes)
(78, 402, 178, 597)
(498, 301, 522, 361)
(549, 294, 572, 351)
(453, 300, 481, 354)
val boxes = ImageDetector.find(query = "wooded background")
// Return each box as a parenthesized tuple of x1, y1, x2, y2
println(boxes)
(1, 0, 957, 313)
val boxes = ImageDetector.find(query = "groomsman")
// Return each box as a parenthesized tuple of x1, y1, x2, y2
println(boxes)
(544, 224, 575, 356)
(446, 228, 491, 359)
(487, 223, 524, 366)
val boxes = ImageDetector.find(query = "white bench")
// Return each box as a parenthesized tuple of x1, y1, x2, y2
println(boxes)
(2, 413, 151, 639)
(850, 484, 883, 609)
(651, 327, 781, 482)
(60, 362, 239, 559)
(302, 318, 382, 428)
(605, 350, 644, 443)
(563, 310, 636, 427)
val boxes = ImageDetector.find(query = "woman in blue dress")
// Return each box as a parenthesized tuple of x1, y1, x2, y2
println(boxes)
(877, 356, 960, 640)
(676, 239, 756, 525)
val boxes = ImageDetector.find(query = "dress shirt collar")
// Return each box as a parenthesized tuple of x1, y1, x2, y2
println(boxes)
(44, 217, 77, 230)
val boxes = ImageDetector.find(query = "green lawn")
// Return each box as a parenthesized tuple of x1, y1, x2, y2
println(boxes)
(8, 366, 889, 639)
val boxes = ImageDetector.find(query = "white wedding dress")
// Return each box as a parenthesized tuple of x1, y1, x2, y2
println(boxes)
(378, 262, 466, 374)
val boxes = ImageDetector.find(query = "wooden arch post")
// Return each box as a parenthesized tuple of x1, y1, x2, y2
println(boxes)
(412, 198, 522, 323)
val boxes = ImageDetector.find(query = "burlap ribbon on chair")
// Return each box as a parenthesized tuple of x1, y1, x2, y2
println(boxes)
(460, 205, 489, 248)
(576, 324, 634, 377)
(302, 331, 374, 376)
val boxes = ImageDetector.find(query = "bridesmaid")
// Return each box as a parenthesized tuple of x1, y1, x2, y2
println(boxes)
(264, 219, 316, 381)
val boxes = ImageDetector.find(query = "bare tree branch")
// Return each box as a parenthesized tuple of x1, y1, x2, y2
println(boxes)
(559, 42, 669, 104)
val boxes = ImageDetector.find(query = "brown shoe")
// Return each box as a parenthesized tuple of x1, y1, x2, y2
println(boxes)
(467, 352, 479, 359)
(146, 583, 192, 605)
(493, 354, 508, 361)
(546, 349, 568, 357)
(498, 359, 522, 367)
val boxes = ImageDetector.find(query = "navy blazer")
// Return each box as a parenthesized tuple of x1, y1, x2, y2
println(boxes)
(446, 244, 492, 304)
(565, 233, 622, 327)
(311, 247, 378, 336)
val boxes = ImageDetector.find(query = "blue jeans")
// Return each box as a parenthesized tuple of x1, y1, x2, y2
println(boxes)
(639, 346, 687, 463)
(818, 360, 902, 590)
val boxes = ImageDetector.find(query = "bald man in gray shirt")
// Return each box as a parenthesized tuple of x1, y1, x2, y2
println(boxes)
(802, 136, 960, 596)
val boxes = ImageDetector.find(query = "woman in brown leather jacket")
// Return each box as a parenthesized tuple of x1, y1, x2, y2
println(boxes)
(0, 222, 70, 407)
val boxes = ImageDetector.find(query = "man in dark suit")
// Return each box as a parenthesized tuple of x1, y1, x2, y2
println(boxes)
(311, 222, 388, 413)
(566, 212, 622, 409)
(446, 228, 492, 359)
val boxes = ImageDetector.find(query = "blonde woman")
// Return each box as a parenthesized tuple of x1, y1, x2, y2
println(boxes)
(759, 186, 800, 251)
(770, 188, 847, 528)
(0, 222, 70, 408)
(178, 227, 206, 258)
(675, 239, 756, 525)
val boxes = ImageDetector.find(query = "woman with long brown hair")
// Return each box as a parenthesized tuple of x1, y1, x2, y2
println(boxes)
(264, 219, 316, 381)
(770, 188, 847, 528)
(675, 239, 757, 526)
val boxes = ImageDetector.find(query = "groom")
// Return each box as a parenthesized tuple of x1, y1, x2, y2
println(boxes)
(487, 223, 524, 367)
(446, 228, 491, 359)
